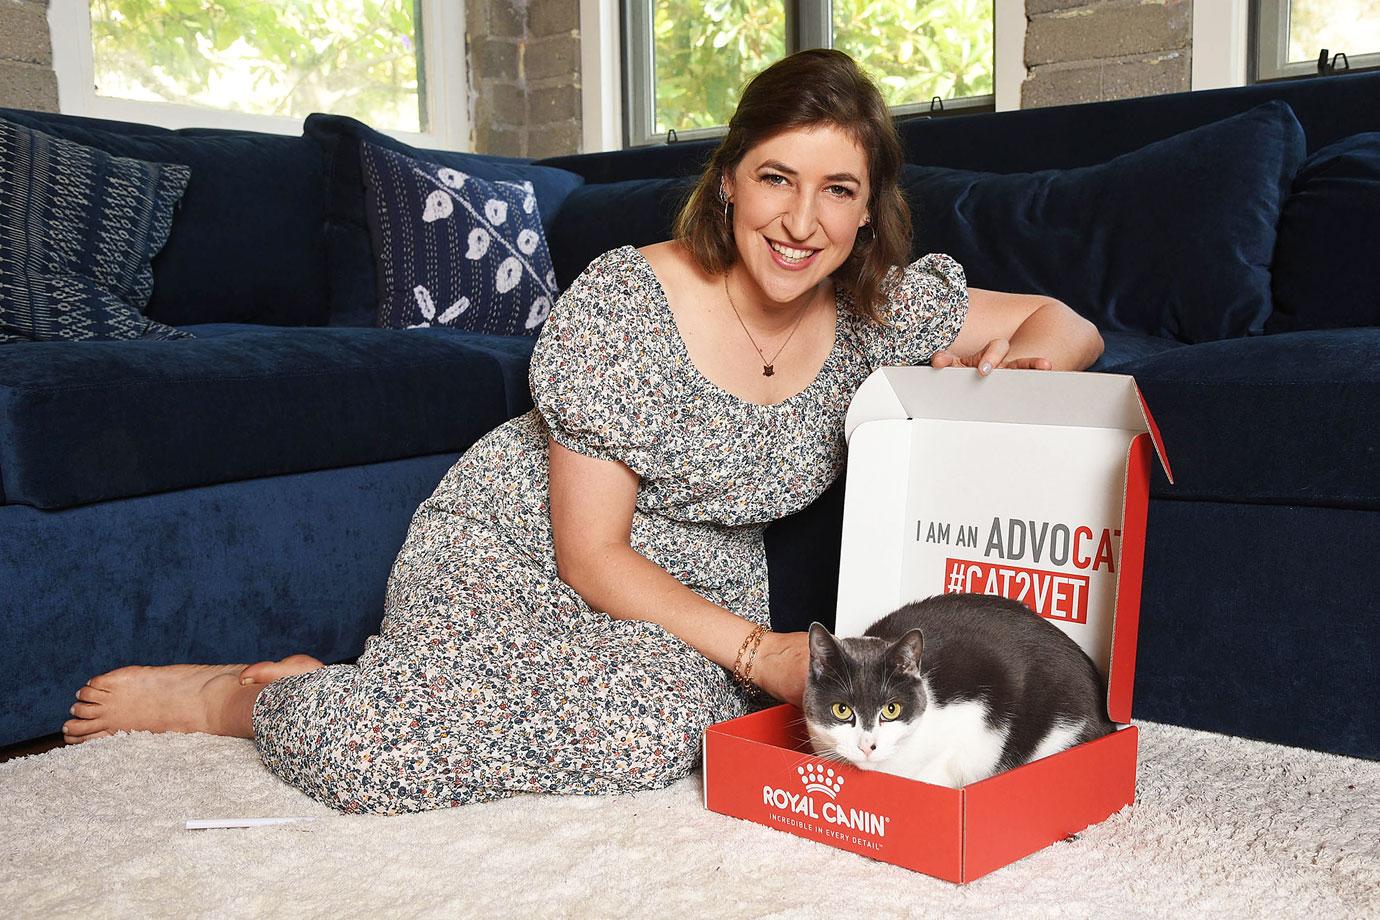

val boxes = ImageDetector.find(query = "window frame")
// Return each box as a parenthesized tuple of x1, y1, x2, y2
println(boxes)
(1250, 0, 1380, 82)
(47, 0, 470, 150)
(621, 0, 1005, 148)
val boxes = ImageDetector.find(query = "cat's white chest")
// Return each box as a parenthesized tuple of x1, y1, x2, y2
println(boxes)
(881, 691, 1008, 788)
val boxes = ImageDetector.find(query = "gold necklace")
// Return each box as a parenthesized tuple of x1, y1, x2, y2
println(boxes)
(723, 273, 815, 377)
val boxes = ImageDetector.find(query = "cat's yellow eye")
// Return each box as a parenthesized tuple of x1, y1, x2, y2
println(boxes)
(880, 702, 903, 721)
(830, 702, 853, 721)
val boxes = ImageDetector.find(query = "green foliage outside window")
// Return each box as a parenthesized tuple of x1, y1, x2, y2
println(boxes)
(833, 0, 992, 106)
(653, 0, 786, 134)
(89, 0, 424, 131)
(652, 0, 993, 136)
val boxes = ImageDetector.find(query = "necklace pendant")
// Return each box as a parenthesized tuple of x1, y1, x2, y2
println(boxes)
(763, 364, 774, 377)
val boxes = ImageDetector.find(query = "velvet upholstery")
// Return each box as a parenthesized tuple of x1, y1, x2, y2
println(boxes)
(1132, 499, 1380, 759)
(545, 177, 695, 289)
(0, 107, 330, 328)
(1117, 329, 1380, 510)
(1088, 331, 1185, 371)
(902, 103, 1305, 343)
(0, 326, 535, 509)
(304, 113, 584, 327)
(0, 453, 458, 747)
(1267, 131, 1380, 333)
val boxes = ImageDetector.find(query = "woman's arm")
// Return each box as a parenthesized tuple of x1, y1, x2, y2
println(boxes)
(933, 288, 1103, 373)
(548, 437, 805, 706)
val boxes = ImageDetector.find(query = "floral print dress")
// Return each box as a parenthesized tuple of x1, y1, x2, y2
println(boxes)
(251, 245, 969, 814)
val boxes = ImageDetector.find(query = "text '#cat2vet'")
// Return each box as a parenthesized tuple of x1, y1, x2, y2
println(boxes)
(920, 516, 1122, 623)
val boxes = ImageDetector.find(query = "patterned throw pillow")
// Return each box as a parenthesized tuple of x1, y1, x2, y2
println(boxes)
(360, 140, 559, 336)
(0, 117, 192, 343)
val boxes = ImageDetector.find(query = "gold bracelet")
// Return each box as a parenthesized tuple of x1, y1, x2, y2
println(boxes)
(731, 624, 758, 680)
(742, 624, 767, 684)
(732, 623, 769, 693)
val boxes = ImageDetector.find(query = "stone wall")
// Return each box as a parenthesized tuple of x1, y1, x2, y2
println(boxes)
(466, 0, 584, 157)
(1022, 0, 1192, 109)
(0, 0, 58, 111)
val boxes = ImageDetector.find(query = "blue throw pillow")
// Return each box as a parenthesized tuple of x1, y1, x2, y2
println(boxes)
(305, 113, 584, 327)
(545, 176, 697, 290)
(0, 117, 192, 343)
(1267, 131, 1380, 333)
(901, 101, 1307, 344)
(361, 141, 559, 336)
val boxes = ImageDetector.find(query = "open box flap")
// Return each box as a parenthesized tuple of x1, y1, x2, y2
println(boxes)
(845, 367, 1172, 483)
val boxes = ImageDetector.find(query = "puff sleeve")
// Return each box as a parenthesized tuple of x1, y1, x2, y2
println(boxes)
(869, 253, 970, 367)
(528, 250, 662, 470)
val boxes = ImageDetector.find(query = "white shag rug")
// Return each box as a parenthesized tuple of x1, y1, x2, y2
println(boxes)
(2, 721, 1377, 919)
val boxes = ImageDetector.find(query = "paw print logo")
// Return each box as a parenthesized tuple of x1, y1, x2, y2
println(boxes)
(798, 763, 844, 799)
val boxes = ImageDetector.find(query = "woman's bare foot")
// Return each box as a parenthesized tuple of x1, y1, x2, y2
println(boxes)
(62, 664, 251, 745)
(238, 653, 325, 686)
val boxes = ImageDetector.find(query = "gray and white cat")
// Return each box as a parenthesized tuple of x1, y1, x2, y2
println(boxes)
(804, 593, 1114, 788)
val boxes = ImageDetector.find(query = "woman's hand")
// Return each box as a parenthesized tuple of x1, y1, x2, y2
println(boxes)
(931, 337, 1053, 376)
(750, 630, 811, 710)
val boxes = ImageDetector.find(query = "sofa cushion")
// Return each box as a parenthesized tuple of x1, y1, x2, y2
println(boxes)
(1117, 328, 1380, 510)
(546, 177, 695, 290)
(1089, 331, 1185, 372)
(0, 326, 536, 510)
(1267, 132, 1380, 334)
(901, 101, 1307, 344)
(305, 113, 584, 327)
(0, 117, 191, 343)
(0, 107, 330, 328)
(361, 142, 559, 335)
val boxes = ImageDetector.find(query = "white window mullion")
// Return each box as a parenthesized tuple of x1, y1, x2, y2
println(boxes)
(993, 0, 1026, 112)
(418, 0, 470, 151)
(580, 0, 624, 153)
(1192, 0, 1249, 90)
(48, 0, 93, 117)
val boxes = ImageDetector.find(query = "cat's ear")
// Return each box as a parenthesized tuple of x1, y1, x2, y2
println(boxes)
(807, 622, 840, 679)
(887, 628, 925, 675)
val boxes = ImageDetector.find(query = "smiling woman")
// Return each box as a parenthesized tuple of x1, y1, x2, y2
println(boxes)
(63, 49, 1099, 818)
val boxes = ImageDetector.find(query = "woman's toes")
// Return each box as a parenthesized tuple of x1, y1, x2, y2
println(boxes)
(62, 716, 105, 739)
(238, 662, 271, 683)
(75, 685, 108, 704)
(70, 701, 102, 719)
(87, 666, 138, 693)
(63, 727, 112, 745)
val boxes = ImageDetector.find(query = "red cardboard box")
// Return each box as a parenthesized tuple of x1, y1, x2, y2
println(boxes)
(704, 367, 1172, 883)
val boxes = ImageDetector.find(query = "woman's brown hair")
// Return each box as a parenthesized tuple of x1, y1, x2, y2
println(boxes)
(673, 49, 910, 325)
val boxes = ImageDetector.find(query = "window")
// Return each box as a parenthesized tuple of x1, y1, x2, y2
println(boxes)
(624, 0, 996, 147)
(1252, 0, 1380, 81)
(49, 0, 468, 149)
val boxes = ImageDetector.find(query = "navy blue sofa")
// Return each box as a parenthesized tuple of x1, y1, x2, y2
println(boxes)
(2, 71, 1376, 760)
